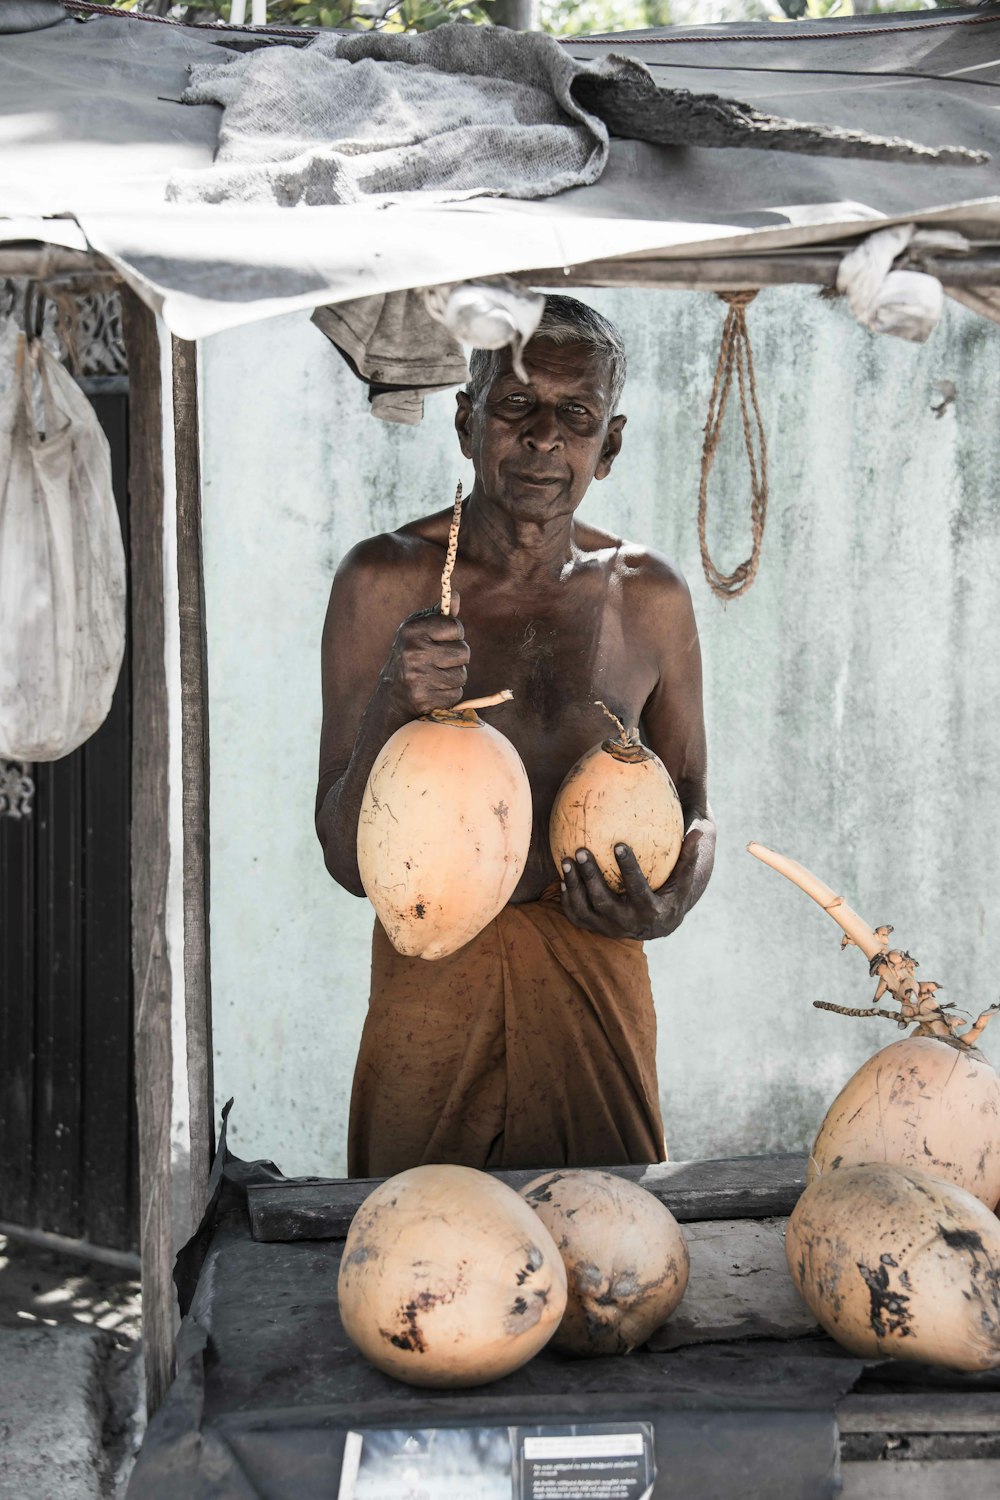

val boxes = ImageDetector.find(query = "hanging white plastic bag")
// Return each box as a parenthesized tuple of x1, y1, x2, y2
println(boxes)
(0, 322, 126, 761)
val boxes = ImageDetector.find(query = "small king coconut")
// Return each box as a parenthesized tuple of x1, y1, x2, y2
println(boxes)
(550, 704, 684, 894)
(748, 843, 1000, 1210)
(337, 1164, 567, 1387)
(357, 485, 532, 960)
(521, 1169, 689, 1356)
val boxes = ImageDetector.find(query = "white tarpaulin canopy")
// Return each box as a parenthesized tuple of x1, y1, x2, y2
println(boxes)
(1, 6, 998, 336)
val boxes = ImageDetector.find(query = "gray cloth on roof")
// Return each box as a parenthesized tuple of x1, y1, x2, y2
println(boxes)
(0, 2, 65, 33)
(167, 23, 986, 208)
(169, 27, 617, 206)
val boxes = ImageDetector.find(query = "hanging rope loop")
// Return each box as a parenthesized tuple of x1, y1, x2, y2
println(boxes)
(697, 289, 770, 601)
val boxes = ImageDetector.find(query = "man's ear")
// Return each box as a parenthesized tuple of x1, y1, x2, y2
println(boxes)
(595, 413, 626, 481)
(455, 391, 474, 459)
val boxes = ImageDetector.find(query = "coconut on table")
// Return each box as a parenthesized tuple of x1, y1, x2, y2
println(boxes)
(125, 1144, 1000, 1499)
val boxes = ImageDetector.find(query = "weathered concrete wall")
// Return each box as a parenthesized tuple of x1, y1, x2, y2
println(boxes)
(200, 287, 1000, 1175)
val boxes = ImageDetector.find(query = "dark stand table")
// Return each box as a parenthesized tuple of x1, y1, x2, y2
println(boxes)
(127, 1146, 1000, 1499)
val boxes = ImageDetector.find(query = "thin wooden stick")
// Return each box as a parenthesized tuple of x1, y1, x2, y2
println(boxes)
(461, 690, 514, 711)
(439, 481, 463, 617)
(595, 700, 639, 746)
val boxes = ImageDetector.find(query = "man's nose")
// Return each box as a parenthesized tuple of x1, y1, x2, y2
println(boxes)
(522, 405, 563, 450)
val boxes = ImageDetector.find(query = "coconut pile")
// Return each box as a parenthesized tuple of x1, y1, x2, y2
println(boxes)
(337, 844, 1000, 1388)
(751, 843, 1000, 1372)
(338, 1163, 689, 1387)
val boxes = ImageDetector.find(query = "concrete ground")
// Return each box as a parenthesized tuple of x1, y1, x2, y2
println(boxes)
(0, 1233, 144, 1500)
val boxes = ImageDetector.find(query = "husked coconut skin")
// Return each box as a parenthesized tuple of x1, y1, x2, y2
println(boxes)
(521, 1169, 689, 1356)
(357, 709, 531, 961)
(808, 1035, 1000, 1210)
(549, 739, 684, 895)
(787, 1163, 1000, 1371)
(337, 1164, 567, 1387)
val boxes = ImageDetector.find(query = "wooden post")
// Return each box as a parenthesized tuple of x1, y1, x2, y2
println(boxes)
(121, 289, 175, 1416)
(171, 336, 214, 1241)
(121, 303, 215, 1418)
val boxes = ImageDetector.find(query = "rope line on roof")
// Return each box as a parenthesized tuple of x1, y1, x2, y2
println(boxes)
(61, 0, 316, 35)
(568, 12, 1000, 44)
(58, 1, 1000, 46)
(620, 60, 999, 90)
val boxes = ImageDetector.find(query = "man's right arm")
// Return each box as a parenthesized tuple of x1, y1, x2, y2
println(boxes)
(315, 537, 470, 896)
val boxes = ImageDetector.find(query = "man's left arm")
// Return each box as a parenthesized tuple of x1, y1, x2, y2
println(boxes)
(561, 557, 716, 941)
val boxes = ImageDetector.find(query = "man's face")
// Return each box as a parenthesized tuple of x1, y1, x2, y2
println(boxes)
(455, 338, 625, 524)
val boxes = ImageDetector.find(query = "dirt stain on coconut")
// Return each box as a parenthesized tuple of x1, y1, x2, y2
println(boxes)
(381, 1282, 462, 1355)
(939, 1225, 986, 1255)
(523, 1174, 565, 1206)
(857, 1253, 914, 1339)
(515, 1246, 545, 1285)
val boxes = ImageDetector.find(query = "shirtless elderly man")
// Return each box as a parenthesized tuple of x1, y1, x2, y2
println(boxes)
(317, 295, 715, 1176)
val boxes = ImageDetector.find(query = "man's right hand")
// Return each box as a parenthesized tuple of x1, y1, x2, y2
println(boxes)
(381, 591, 470, 719)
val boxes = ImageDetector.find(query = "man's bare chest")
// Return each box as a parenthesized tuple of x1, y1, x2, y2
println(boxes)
(459, 595, 656, 771)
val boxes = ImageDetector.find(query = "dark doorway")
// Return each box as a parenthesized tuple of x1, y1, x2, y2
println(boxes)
(1, 389, 138, 1254)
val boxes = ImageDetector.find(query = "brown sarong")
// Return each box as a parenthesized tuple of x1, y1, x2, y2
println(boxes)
(347, 886, 666, 1176)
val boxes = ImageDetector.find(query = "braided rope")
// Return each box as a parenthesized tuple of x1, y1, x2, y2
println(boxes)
(697, 289, 769, 601)
(439, 480, 463, 617)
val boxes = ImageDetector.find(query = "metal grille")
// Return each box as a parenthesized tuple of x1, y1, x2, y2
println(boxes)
(0, 761, 34, 820)
(0, 280, 127, 378)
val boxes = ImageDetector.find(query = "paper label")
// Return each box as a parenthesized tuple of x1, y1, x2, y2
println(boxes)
(338, 1422, 655, 1500)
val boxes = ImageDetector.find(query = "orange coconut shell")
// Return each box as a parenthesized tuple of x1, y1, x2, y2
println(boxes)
(787, 1163, 1000, 1371)
(357, 709, 531, 960)
(549, 740, 684, 894)
(337, 1164, 567, 1387)
(521, 1169, 689, 1356)
(808, 1034, 1000, 1210)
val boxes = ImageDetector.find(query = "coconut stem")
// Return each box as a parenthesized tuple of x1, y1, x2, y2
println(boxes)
(746, 843, 887, 961)
(439, 481, 463, 618)
(813, 1001, 897, 1021)
(961, 1004, 1000, 1046)
(595, 700, 639, 748)
(752, 844, 999, 1050)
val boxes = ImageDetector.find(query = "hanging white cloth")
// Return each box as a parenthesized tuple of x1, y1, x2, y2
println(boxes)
(0, 324, 126, 760)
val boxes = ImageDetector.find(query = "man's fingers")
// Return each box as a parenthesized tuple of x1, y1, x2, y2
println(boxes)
(613, 844, 656, 905)
(675, 827, 703, 886)
(570, 849, 618, 915)
(449, 589, 461, 618)
(559, 863, 604, 933)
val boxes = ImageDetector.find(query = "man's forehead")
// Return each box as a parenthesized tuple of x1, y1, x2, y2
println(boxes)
(489, 339, 613, 396)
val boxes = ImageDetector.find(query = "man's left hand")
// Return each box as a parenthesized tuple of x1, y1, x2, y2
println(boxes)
(560, 825, 705, 941)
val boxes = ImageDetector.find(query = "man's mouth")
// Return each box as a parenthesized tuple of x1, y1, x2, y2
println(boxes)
(511, 472, 563, 487)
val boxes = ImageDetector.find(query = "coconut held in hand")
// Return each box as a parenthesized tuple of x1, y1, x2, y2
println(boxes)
(521, 1169, 689, 1356)
(356, 483, 533, 961)
(550, 704, 684, 895)
(337, 1164, 567, 1387)
(358, 703, 531, 960)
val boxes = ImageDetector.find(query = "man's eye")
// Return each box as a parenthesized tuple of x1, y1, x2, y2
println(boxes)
(504, 393, 529, 405)
(564, 404, 589, 417)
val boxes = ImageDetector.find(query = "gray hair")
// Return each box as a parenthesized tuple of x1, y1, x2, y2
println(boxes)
(465, 294, 627, 414)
